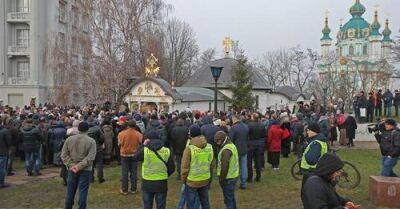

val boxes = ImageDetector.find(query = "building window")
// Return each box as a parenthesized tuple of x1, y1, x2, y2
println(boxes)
(16, 0, 30, 12)
(349, 45, 354, 56)
(59, 1, 67, 23)
(16, 29, 29, 46)
(255, 95, 259, 109)
(82, 14, 89, 32)
(16, 61, 30, 79)
(72, 7, 79, 29)
(363, 45, 368, 55)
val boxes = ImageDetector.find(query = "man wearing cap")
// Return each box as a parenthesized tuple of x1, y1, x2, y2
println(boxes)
(181, 124, 214, 209)
(215, 131, 239, 209)
(300, 122, 329, 184)
(61, 122, 97, 209)
(302, 154, 356, 209)
(378, 118, 400, 177)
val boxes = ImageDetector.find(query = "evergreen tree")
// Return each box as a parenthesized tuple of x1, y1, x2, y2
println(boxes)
(229, 57, 256, 111)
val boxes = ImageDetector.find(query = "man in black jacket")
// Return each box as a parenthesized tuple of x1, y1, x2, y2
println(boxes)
(246, 113, 266, 182)
(170, 118, 189, 180)
(20, 119, 42, 176)
(302, 154, 357, 209)
(0, 119, 11, 188)
(378, 118, 400, 177)
(87, 117, 105, 183)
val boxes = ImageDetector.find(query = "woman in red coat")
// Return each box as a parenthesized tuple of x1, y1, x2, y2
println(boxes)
(267, 119, 291, 170)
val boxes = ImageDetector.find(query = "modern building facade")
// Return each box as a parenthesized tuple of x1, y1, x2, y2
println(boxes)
(0, 0, 89, 107)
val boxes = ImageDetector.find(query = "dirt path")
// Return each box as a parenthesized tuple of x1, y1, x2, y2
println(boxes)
(5, 166, 61, 186)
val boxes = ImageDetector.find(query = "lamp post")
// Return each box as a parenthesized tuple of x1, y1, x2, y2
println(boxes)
(323, 87, 328, 111)
(210, 66, 224, 113)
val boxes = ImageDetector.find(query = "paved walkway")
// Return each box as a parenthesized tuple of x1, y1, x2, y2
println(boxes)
(5, 166, 60, 186)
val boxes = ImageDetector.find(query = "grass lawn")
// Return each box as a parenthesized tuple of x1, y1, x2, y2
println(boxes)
(0, 149, 397, 209)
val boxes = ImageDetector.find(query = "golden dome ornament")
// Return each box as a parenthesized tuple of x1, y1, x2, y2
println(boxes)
(145, 53, 160, 77)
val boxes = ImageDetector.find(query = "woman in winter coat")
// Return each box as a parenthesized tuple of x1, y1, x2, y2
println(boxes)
(266, 117, 290, 170)
(345, 115, 357, 147)
(328, 114, 338, 146)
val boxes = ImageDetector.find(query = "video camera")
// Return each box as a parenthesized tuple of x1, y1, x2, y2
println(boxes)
(367, 118, 385, 142)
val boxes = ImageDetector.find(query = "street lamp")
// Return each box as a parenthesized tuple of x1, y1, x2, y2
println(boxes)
(210, 66, 224, 113)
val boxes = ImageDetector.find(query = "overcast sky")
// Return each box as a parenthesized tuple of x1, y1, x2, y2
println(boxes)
(164, 0, 400, 59)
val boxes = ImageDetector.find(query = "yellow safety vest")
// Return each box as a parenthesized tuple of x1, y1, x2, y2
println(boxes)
(300, 140, 328, 170)
(187, 144, 213, 181)
(217, 143, 239, 179)
(142, 147, 170, 181)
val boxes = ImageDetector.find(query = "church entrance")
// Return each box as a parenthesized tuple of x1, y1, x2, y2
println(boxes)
(140, 102, 158, 113)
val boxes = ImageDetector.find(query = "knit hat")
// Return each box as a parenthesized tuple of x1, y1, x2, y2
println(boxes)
(189, 125, 201, 137)
(117, 116, 127, 125)
(307, 122, 320, 134)
(385, 118, 397, 127)
(313, 154, 344, 180)
(78, 122, 89, 132)
(133, 114, 142, 121)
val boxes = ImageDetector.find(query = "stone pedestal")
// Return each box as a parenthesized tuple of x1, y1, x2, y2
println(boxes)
(369, 176, 400, 208)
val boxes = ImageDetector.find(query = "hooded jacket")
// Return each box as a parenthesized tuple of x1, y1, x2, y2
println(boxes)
(20, 122, 42, 152)
(87, 121, 105, 153)
(181, 135, 214, 188)
(301, 154, 349, 209)
(135, 139, 175, 193)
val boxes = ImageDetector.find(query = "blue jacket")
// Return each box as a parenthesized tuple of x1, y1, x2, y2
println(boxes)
(304, 133, 328, 167)
(229, 122, 249, 155)
(48, 121, 67, 152)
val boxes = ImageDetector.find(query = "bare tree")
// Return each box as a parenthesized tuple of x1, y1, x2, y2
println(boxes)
(291, 47, 318, 93)
(258, 51, 285, 90)
(161, 17, 199, 86)
(79, 0, 170, 103)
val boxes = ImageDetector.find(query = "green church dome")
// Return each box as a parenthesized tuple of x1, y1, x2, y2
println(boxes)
(370, 10, 381, 36)
(349, 0, 366, 17)
(321, 17, 332, 41)
(382, 19, 392, 42)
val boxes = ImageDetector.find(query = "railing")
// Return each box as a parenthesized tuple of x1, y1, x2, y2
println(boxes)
(8, 45, 30, 56)
(7, 12, 31, 22)
(8, 77, 30, 85)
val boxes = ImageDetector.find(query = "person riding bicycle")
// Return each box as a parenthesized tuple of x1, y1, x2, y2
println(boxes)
(300, 122, 329, 185)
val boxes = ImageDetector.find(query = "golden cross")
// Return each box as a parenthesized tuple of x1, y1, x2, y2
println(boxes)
(145, 53, 160, 77)
(223, 37, 233, 57)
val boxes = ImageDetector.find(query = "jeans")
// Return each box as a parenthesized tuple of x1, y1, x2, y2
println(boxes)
(375, 106, 382, 117)
(395, 105, 399, 117)
(7, 147, 16, 174)
(91, 152, 104, 182)
(220, 178, 238, 209)
(121, 157, 138, 192)
(25, 151, 40, 174)
(385, 106, 392, 117)
(175, 154, 182, 177)
(65, 170, 91, 209)
(143, 192, 167, 209)
(367, 108, 374, 123)
(238, 154, 248, 188)
(381, 156, 398, 177)
(0, 156, 7, 186)
(185, 184, 210, 209)
(247, 141, 264, 181)
(177, 184, 200, 209)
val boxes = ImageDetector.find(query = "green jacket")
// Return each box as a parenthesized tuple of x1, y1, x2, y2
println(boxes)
(61, 133, 97, 171)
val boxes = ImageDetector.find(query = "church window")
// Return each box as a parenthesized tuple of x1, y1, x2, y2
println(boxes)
(363, 45, 368, 55)
(349, 45, 354, 56)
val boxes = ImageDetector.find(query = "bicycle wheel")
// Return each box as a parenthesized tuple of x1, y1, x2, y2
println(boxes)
(337, 161, 361, 189)
(291, 159, 303, 181)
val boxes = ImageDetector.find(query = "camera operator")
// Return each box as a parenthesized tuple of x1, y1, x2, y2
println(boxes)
(378, 119, 400, 177)
(368, 118, 385, 142)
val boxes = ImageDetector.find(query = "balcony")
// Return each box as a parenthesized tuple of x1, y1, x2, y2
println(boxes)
(8, 77, 30, 85)
(7, 45, 30, 57)
(7, 12, 31, 23)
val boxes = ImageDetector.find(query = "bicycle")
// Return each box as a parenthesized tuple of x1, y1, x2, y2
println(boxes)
(290, 148, 361, 189)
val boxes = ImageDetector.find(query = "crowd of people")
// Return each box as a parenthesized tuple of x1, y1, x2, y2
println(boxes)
(0, 101, 398, 209)
(351, 89, 400, 123)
